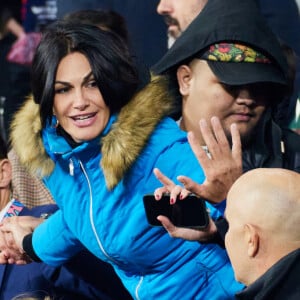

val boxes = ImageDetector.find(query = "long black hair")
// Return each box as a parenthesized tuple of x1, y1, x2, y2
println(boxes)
(31, 21, 140, 128)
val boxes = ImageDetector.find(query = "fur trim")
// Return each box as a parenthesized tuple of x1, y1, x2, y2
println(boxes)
(10, 76, 174, 188)
(101, 75, 174, 189)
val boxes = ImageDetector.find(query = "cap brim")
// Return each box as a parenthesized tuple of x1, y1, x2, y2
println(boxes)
(207, 61, 287, 85)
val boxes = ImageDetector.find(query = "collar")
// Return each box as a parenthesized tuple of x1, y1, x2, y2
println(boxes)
(236, 248, 300, 299)
(42, 114, 117, 161)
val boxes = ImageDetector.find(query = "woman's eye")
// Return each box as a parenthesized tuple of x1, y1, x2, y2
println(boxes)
(87, 80, 97, 88)
(55, 87, 69, 94)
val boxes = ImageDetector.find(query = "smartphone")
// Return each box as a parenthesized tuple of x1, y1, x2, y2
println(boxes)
(143, 194, 209, 228)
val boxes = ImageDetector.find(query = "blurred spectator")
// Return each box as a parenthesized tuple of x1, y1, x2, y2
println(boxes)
(0, 7, 31, 141)
(63, 9, 129, 42)
(22, 0, 57, 32)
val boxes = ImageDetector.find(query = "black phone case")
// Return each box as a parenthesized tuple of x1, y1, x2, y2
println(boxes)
(143, 194, 209, 228)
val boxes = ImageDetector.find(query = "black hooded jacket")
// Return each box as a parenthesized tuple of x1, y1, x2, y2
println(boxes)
(242, 110, 300, 173)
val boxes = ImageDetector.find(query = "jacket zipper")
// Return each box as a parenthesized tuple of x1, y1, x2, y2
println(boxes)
(79, 159, 143, 300)
(79, 160, 118, 264)
(135, 276, 143, 300)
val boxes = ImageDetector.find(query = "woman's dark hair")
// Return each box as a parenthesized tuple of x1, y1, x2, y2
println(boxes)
(31, 21, 139, 128)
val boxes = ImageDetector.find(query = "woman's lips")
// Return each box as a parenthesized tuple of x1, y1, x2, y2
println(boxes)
(71, 112, 97, 127)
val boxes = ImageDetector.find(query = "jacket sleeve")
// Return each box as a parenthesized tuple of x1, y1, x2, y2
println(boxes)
(31, 209, 84, 266)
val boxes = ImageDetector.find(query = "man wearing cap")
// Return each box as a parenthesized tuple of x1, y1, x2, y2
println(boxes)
(157, 0, 300, 127)
(153, 0, 300, 173)
(150, 0, 300, 241)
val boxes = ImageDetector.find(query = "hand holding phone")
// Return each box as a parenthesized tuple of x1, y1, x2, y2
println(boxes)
(143, 194, 209, 229)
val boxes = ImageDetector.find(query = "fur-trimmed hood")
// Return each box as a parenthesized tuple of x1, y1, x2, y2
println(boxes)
(10, 75, 174, 189)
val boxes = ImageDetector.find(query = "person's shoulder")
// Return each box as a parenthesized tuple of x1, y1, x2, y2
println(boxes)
(148, 117, 190, 152)
(154, 117, 186, 139)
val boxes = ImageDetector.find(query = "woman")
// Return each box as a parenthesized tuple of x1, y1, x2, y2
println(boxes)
(1, 21, 243, 299)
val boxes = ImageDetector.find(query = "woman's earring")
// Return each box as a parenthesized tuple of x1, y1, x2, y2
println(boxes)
(52, 115, 59, 128)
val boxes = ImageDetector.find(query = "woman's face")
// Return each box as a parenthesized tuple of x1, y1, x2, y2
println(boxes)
(53, 52, 110, 143)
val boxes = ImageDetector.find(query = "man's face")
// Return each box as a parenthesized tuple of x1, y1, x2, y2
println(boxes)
(177, 60, 269, 145)
(157, 0, 208, 39)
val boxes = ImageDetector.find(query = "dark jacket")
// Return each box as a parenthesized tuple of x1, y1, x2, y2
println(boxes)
(242, 110, 300, 173)
(257, 0, 300, 126)
(236, 248, 300, 300)
(0, 204, 132, 300)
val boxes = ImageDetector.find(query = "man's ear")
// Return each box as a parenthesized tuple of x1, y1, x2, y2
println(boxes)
(0, 159, 12, 188)
(177, 65, 192, 96)
(244, 223, 259, 258)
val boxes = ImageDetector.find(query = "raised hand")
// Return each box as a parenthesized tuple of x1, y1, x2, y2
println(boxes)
(154, 116, 242, 204)
(178, 116, 242, 203)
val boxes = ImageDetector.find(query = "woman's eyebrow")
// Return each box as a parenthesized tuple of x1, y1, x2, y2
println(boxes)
(83, 71, 94, 83)
(54, 71, 93, 85)
(54, 80, 70, 85)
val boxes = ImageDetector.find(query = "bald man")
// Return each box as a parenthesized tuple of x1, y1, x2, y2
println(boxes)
(225, 168, 300, 299)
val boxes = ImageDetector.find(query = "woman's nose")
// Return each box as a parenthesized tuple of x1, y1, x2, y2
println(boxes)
(74, 90, 89, 109)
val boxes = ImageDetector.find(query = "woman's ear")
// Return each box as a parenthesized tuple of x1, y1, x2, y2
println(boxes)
(0, 159, 12, 188)
(177, 65, 192, 96)
(244, 223, 259, 258)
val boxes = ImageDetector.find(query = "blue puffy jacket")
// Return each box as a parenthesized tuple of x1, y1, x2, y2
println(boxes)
(10, 89, 244, 299)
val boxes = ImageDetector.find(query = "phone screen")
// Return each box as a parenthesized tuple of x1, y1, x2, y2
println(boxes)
(143, 194, 209, 228)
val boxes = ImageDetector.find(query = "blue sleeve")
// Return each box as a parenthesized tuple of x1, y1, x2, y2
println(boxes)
(32, 209, 84, 266)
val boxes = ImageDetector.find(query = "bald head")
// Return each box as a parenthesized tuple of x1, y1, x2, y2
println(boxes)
(225, 168, 300, 285)
(228, 168, 300, 240)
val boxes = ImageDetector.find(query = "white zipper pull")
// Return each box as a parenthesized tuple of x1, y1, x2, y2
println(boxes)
(69, 159, 74, 176)
(280, 141, 285, 154)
